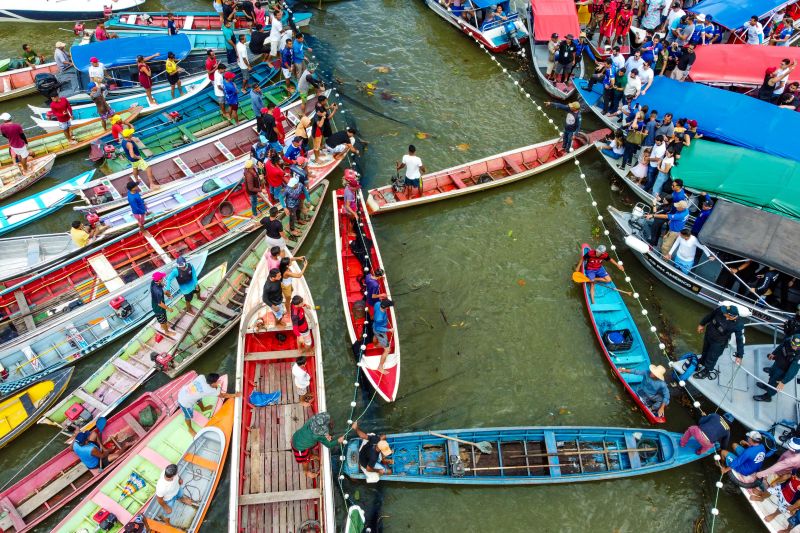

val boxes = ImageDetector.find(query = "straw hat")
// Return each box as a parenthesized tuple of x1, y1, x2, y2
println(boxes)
(649, 364, 667, 381)
(568, 101, 580, 111)
(122, 128, 135, 138)
(55, 41, 66, 48)
(110, 115, 122, 125)
(244, 159, 254, 168)
(377, 439, 393, 457)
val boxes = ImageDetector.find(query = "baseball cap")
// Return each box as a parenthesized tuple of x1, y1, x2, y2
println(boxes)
(90, 56, 99, 63)
(746, 430, 763, 442)
(152, 271, 166, 282)
(788, 437, 800, 452)
(224, 71, 235, 80)
(723, 305, 739, 317)
(0, 113, 10, 121)
(176, 256, 187, 268)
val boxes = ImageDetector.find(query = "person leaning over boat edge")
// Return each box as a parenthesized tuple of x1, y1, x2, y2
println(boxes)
(693, 305, 745, 380)
(164, 256, 206, 315)
(719, 430, 767, 482)
(679, 411, 733, 455)
(351, 421, 394, 479)
(754, 335, 800, 403)
(291, 412, 345, 479)
(544, 101, 581, 152)
(618, 364, 669, 418)
(177, 373, 239, 438)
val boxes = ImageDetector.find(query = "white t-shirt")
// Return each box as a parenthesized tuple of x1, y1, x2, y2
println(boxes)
(658, 154, 674, 173)
(213, 70, 225, 97)
(88, 63, 105, 80)
(669, 235, 707, 262)
(611, 53, 625, 72)
(638, 67, 654, 88)
(236, 41, 249, 70)
(773, 67, 790, 95)
(649, 143, 666, 167)
(280, 31, 292, 51)
(177, 375, 220, 409)
(666, 7, 684, 24)
(745, 22, 764, 44)
(269, 15, 283, 41)
(155, 472, 180, 500)
(624, 76, 641, 97)
(292, 363, 311, 389)
(402, 154, 423, 180)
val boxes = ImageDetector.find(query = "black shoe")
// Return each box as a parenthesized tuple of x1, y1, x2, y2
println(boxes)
(694, 370, 711, 380)
(756, 382, 768, 390)
(753, 394, 772, 402)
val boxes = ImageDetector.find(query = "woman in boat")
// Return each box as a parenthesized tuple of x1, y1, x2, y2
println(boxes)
(290, 412, 345, 479)
(137, 53, 161, 106)
(668, 119, 691, 165)
(280, 255, 309, 317)
(597, 129, 625, 159)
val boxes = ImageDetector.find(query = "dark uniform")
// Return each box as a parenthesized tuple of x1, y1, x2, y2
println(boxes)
(784, 310, 800, 338)
(754, 335, 800, 401)
(695, 305, 745, 378)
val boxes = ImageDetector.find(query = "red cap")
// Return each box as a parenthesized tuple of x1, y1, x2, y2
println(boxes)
(687, 119, 698, 128)
(224, 71, 235, 80)
(90, 56, 99, 63)
(152, 271, 166, 282)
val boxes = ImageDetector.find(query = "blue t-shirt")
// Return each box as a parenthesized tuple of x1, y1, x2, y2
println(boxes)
(165, 264, 198, 296)
(777, 27, 793, 45)
(641, 41, 663, 65)
(223, 80, 238, 105)
(249, 90, 264, 116)
(222, 25, 236, 50)
(281, 47, 293, 69)
(127, 191, 146, 215)
(729, 444, 767, 476)
(167, 19, 178, 36)
(373, 301, 389, 333)
(365, 275, 381, 307)
(292, 41, 306, 63)
(251, 142, 269, 162)
(690, 22, 705, 44)
(73, 441, 100, 469)
(667, 209, 689, 232)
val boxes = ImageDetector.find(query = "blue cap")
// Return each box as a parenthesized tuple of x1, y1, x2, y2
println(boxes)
(75, 431, 90, 444)
(259, 135, 268, 144)
(176, 256, 187, 268)
(87, 82, 97, 90)
(722, 412, 734, 423)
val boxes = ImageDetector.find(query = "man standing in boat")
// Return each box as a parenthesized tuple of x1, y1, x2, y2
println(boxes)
(693, 305, 745, 379)
(396, 145, 426, 199)
(544, 101, 581, 152)
(177, 373, 238, 438)
(164, 256, 206, 315)
(754, 334, 800, 403)
(0, 113, 32, 174)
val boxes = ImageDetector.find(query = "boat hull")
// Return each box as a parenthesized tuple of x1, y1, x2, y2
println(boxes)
(0, 0, 146, 22)
(0, 368, 72, 449)
(423, 0, 529, 53)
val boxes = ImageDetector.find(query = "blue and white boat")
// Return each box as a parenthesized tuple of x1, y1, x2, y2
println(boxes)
(0, 170, 94, 237)
(106, 10, 312, 33)
(343, 426, 712, 484)
(0, 251, 207, 399)
(424, 0, 529, 53)
(0, 0, 144, 23)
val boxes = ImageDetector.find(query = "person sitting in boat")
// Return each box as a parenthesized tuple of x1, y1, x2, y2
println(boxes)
(719, 431, 767, 482)
(694, 305, 745, 380)
(618, 364, 669, 418)
(755, 437, 800, 483)
(784, 306, 800, 338)
(72, 429, 124, 470)
(597, 129, 625, 159)
(352, 422, 394, 480)
(745, 266, 781, 307)
(575, 244, 625, 304)
(177, 373, 238, 438)
(291, 412, 345, 479)
(21, 44, 45, 67)
(679, 412, 732, 455)
(164, 256, 205, 315)
(754, 334, 800, 403)
(749, 469, 800, 529)
(70, 220, 100, 248)
(154, 464, 195, 526)
(93, 21, 118, 41)
(480, 9, 498, 31)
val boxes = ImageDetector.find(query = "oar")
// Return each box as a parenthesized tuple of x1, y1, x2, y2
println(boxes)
(429, 431, 493, 454)
(509, 446, 657, 459)
(571, 271, 632, 296)
(200, 178, 245, 225)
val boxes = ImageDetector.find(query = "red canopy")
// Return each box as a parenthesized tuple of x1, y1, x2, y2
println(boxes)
(690, 44, 800, 85)
(530, 0, 580, 42)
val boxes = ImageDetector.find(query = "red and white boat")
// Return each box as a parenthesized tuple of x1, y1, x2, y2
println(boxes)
(366, 129, 609, 215)
(0, 372, 196, 533)
(0, 63, 59, 103)
(333, 187, 400, 402)
(229, 243, 335, 532)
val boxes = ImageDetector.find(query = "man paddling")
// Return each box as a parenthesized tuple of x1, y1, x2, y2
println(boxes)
(575, 244, 625, 304)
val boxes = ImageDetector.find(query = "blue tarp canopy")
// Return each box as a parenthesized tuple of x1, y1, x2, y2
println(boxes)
(471, 0, 511, 9)
(689, 0, 790, 29)
(627, 76, 800, 162)
(71, 34, 192, 71)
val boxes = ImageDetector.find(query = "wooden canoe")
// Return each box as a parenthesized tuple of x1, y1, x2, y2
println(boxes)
(0, 367, 72, 449)
(366, 129, 609, 215)
(0, 169, 94, 237)
(0, 233, 77, 286)
(0, 154, 57, 202)
(51, 375, 229, 533)
(0, 252, 207, 399)
(333, 188, 400, 402)
(107, 11, 312, 31)
(0, 63, 59, 103)
(0, 107, 142, 169)
(75, 89, 330, 214)
(229, 251, 334, 533)
(38, 264, 227, 431)
(344, 426, 712, 484)
(579, 243, 666, 424)
(141, 399, 234, 532)
(165, 180, 330, 378)
(0, 372, 196, 533)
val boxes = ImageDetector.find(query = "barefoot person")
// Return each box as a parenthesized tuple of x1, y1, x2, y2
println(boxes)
(396, 144, 425, 199)
(352, 422, 394, 479)
(290, 412, 344, 479)
(575, 244, 625, 304)
(72, 428, 127, 470)
(176, 373, 238, 438)
(164, 256, 205, 314)
(372, 299, 394, 375)
(291, 295, 314, 356)
(155, 464, 195, 526)
(0, 113, 32, 174)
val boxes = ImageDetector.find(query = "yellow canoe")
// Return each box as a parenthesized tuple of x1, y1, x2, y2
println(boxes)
(0, 368, 73, 449)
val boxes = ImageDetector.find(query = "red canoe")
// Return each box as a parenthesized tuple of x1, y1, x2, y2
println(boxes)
(366, 129, 609, 215)
(0, 372, 196, 533)
(333, 188, 400, 402)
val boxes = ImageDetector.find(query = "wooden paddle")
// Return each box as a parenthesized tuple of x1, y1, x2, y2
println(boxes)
(509, 446, 657, 459)
(429, 431, 493, 454)
(571, 271, 632, 296)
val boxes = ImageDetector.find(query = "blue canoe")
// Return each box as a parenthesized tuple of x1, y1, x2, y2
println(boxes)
(0, 251, 207, 399)
(575, 77, 800, 163)
(688, 0, 789, 30)
(110, 30, 233, 53)
(579, 244, 665, 424)
(71, 34, 193, 71)
(105, 11, 312, 32)
(0, 170, 95, 237)
(343, 426, 712, 484)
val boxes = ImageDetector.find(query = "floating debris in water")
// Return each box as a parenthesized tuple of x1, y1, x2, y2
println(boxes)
(416, 132, 430, 139)
(517, 279, 526, 287)
(456, 143, 470, 151)
(375, 65, 392, 73)
(503, 197, 514, 206)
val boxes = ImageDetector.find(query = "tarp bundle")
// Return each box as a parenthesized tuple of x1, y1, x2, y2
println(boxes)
(530, 0, 580, 41)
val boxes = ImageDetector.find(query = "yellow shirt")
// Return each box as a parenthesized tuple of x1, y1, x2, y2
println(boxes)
(165, 58, 178, 75)
(70, 227, 90, 248)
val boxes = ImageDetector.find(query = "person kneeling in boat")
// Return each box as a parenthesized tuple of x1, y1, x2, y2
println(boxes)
(754, 334, 800, 403)
(72, 429, 125, 470)
(291, 412, 345, 479)
(177, 373, 238, 438)
(164, 256, 206, 315)
(575, 244, 625, 304)
(719, 430, 767, 483)
(155, 463, 196, 526)
(680, 412, 733, 455)
(352, 422, 394, 480)
(749, 470, 800, 531)
(544, 101, 581, 152)
(619, 364, 669, 418)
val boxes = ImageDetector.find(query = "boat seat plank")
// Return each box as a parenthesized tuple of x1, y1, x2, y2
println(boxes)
(184, 452, 218, 472)
(0, 496, 26, 531)
(139, 446, 171, 471)
(26, 239, 41, 266)
(87, 255, 125, 292)
(543, 432, 561, 477)
(122, 413, 149, 438)
(13, 462, 89, 519)
(208, 300, 236, 318)
(143, 231, 169, 262)
(133, 137, 154, 158)
(238, 488, 319, 506)
(624, 433, 642, 469)
(502, 157, 525, 174)
(92, 492, 134, 524)
(182, 15, 195, 30)
(18, 392, 35, 417)
(590, 303, 622, 312)
(622, 373, 644, 385)
(13, 290, 36, 331)
(73, 387, 110, 411)
(244, 349, 302, 362)
(611, 355, 645, 366)
(177, 125, 198, 143)
(112, 357, 149, 379)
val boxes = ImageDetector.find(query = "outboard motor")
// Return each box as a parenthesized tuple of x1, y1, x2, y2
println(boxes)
(504, 19, 523, 55)
(34, 73, 61, 99)
(150, 351, 175, 372)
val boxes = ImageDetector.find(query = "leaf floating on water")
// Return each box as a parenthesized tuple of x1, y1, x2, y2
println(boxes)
(365, 81, 378, 90)
(517, 279, 526, 287)
(456, 143, 471, 152)
(354, 489, 360, 500)
(416, 132, 430, 139)
(507, 230, 513, 237)
(558, 408, 571, 415)
(386, 131, 399, 137)
(375, 65, 392, 73)
(503, 196, 514, 206)
(380, 90, 394, 100)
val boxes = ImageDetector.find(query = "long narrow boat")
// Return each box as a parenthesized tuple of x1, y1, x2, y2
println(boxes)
(141, 399, 234, 532)
(0, 154, 56, 202)
(107, 10, 312, 31)
(0, 170, 94, 237)
(29, 73, 211, 132)
(527, 0, 583, 99)
(366, 130, 608, 214)
(38, 264, 226, 431)
(76, 90, 327, 213)
(100, 75, 288, 176)
(70, 34, 193, 72)
(687, 0, 799, 45)
(0, 108, 142, 169)
(343, 426, 712, 484)
(0, 252, 207, 399)
(0, 234, 77, 286)
(0, 367, 72, 449)
(423, 0, 529, 53)
(229, 251, 334, 532)
(51, 375, 228, 533)
(0, 63, 59, 103)
(736, 471, 793, 533)
(579, 243, 665, 424)
(0, 373, 195, 533)
(0, 0, 145, 23)
(334, 187, 400, 402)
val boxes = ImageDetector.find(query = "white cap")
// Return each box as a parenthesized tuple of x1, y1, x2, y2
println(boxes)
(288, 177, 299, 187)
(746, 430, 763, 442)
(0, 113, 10, 121)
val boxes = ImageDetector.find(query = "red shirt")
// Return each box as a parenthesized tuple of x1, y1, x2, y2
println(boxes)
(584, 250, 610, 271)
(291, 305, 309, 336)
(271, 107, 286, 139)
(264, 161, 285, 188)
(111, 123, 123, 141)
(205, 57, 218, 80)
(782, 477, 800, 503)
(0, 122, 26, 149)
(49, 98, 72, 123)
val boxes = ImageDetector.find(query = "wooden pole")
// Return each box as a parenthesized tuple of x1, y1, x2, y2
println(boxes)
(509, 446, 657, 459)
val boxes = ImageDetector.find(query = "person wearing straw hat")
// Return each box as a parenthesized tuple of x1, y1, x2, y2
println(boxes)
(54, 41, 72, 73)
(0, 113, 31, 174)
(291, 412, 345, 479)
(619, 364, 670, 418)
(544, 100, 582, 152)
(122, 128, 156, 190)
(351, 422, 394, 480)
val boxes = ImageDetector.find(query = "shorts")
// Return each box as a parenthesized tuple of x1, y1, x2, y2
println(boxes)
(162, 486, 185, 515)
(298, 330, 312, 346)
(292, 444, 313, 463)
(554, 62, 572, 74)
(216, 94, 225, 105)
(9, 145, 29, 159)
(133, 213, 146, 227)
(167, 72, 180, 85)
(585, 266, 609, 280)
(154, 309, 167, 323)
(265, 235, 286, 249)
(271, 303, 286, 320)
(404, 177, 420, 188)
(374, 329, 389, 348)
(724, 444, 743, 467)
(282, 67, 292, 79)
(213, 2, 223, 13)
(768, 484, 793, 513)
(241, 67, 250, 84)
(180, 404, 194, 420)
(270, 39, 280, 56)
(132, 159, 149, 171)
(229, 103, 239, 111)
(332, 144, 349, 154)
(183, 287, 200, 303)
(59, 120, 72, 130)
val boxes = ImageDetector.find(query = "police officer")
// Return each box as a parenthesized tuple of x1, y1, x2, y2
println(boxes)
(694, 304, 745, 379)
(754, 334, 800, 402)
(784, 304, 800, 338)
